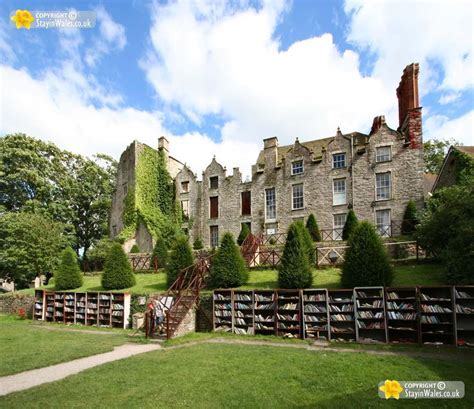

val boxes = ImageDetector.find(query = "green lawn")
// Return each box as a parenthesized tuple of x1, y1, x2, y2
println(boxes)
(0, 315, 134, 376)
(1, 342, 472, 408)
(13, 263, 445, 297)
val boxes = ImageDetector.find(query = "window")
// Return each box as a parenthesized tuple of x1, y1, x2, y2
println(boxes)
(333, 153, 346, 169)
(265, 188, 276, 220)
(376, 209, 391, 237)
(376, 172, 391, 200)
(291, 160, 304, 175)
(210, 196, 218, 219)
(292, 184, 304, 210)
(333, 213, 347, 241)
(210, 226, 219, 248)
(210, 176, 218, 189)
(241, 191, 251, 216)
(181, 181, 189, 193)
(376, 146, 391, 163)
(333, 178, 346, 206)
(181, 200, 189, 218)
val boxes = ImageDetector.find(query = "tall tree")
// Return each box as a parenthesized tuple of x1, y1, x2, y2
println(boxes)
(0, 134, 117, 258)
(306, 214, 321, 242)
(102, 243, 136, 290)
(166, 236, 194, 287)
(0, 212, 67, 289)
(342, 210, 358, 240)
(423, 139, 460, 174)
(54, 247, 83, 290)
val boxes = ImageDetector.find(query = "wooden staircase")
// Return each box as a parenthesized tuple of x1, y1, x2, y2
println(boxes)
(146, 255, 211, 339)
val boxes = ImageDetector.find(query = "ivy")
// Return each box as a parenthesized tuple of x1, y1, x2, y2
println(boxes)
(119, 145, 181, 242)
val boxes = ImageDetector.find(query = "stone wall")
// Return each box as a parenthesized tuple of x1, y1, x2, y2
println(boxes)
(0, 293, 35, 318)
(172, 307, 196, 338)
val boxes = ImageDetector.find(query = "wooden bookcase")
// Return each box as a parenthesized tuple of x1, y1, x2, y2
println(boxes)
(328, 289, 355, 342)
(454, 286, 474, 347)
(254, 290, 276, 335)
(276, 290, 301, 338)
(354, 287, 387, 343)
(34, 291, 130, 328)
(419, 287, 455, 345)
(34, 290, 45, 321)
(233, 291, 254, 335)
(213, 290, 232, 333)
(302, 289, 330, 341)
(385, 287, 419, 344)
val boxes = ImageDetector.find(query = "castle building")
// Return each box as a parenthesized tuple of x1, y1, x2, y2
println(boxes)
(110, 63, 424, 251)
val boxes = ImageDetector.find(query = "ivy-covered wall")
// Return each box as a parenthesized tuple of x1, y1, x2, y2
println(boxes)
(118, 145, 182, 244)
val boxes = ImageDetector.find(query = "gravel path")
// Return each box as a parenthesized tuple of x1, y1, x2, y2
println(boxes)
(0, 343, 161, 396)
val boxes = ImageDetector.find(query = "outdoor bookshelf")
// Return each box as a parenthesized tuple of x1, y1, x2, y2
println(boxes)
(354, 287, 387, 343)
(213, 290, 233, 333)
(328, 289, 355, 342)
(385, 287, 419, 344)
(34, 291, 130, 328)
(419, 287, 455, 345)
(454, 286, 474, 347)
(276, 290, 301, 338)
(302, 289, 329, 341)
(254, 290, 276, 335)
(233, 291, 254, 335)
(34, 289, 45, 321)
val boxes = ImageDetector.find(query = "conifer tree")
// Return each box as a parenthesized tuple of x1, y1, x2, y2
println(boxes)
(341, 221, 392, 287)
(54, 247, 83, 290)
(193, 237, 204, 250)
(208, 232, 248, 288)
(278, 222, 313, 289)
(342, 210, 358, 240)
(152, 235, 168, 269)
(237, 223, 251, 246)
(296, 221, 315, 265)
(130, 244, 140, 253)
(306, 214, 321, 242)
(166, 236, 194, 287)
(102, 243, 136, 290)
(401, 200, 419, 235)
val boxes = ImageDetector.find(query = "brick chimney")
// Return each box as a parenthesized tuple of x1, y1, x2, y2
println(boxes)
(396, 63, 422, 149)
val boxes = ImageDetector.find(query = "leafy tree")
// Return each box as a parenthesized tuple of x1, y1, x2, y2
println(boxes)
(208, 232, 248, 288)
(401, 200, 419, 235)
(0, 212, 67, 289)
(417, 181, 474, 284)
(54, 247, 83, 290)
(0, 134, 117, 259)
(102, 243, 136, 290)
(423, 138, 459, 174)
(86, 238, 115, 271)
(130, 244, 140, 253)
(278, 222, 313, 289)
(152, 236, 168, 268)
(166, 236, 194, 287)
(341, 222, 392, 287)
(296, 221, 315, 264)
(306, 214, 321, 242)
(193, 237, 204, 250)
(342, 210, 358, 240)
(237, 223, 250, 246)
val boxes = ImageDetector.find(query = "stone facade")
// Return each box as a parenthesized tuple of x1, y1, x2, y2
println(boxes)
(111, 64, 425, 248)
(0, 293, 35, 318)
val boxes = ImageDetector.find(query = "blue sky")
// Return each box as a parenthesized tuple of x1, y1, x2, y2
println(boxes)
(1, 0, 472, 176)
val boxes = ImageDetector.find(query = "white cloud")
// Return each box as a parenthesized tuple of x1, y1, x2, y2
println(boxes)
(424, 111, 474, 146)
(85, 7, 127, 67)
(344, 0, 474, 93)
(142, 0, 396, 150)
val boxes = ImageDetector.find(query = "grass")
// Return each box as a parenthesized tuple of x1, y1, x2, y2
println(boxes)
(11, 263, 445, 297)
(1, 342, 472, 408)
(0, 314, 134, 376)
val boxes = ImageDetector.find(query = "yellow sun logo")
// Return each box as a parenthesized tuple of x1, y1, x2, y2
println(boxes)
(11, 10, 35, 29)
(379, 380, 404, 399)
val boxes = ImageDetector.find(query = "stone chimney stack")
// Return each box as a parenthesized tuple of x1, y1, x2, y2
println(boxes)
(158, 136, 169, 154)
(396, 63, 422, 149)
(396, 63, 420, 128)
(263, 136, 279, 167)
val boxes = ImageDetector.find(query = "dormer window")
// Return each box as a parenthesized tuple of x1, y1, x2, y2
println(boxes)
(291, 160, 304, 175)
(333, 153, 346, 169)
(210, 176, 218, 189)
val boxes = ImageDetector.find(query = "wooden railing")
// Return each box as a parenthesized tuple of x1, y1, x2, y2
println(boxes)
(128, 253, 158, 272)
